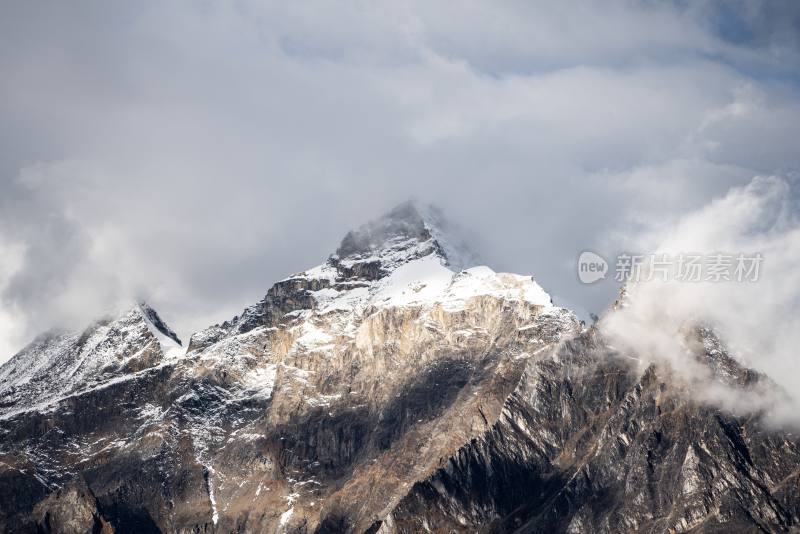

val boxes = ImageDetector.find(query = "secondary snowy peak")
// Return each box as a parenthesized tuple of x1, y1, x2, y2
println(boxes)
(0, 302, 183, 416)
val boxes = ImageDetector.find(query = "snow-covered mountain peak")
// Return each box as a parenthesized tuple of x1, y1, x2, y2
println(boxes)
(187, 202, 561, 353)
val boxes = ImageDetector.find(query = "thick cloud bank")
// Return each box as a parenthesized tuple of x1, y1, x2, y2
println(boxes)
(1, 1, 799, 361)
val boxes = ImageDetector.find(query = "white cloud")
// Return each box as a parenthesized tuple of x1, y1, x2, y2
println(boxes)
(601, 176, 800, 426)
(0, 238, 25, 357)
(0, 1, 799, 363)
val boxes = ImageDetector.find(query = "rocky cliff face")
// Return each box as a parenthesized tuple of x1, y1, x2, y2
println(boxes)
(386, 328, 800, 533)
(0, 202, 798, 533)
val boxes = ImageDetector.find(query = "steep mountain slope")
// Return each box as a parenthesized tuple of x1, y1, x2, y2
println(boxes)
(0, 302, 183, 417)
(0, 202, 798, 533)
(385, 328, 800, 533)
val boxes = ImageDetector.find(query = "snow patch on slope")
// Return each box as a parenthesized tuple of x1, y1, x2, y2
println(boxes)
(138, 302, 184, 359)
(241, 365, 277, 400)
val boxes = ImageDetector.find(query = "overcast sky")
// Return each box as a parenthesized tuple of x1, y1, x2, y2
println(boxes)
(1, 1, 799, 360)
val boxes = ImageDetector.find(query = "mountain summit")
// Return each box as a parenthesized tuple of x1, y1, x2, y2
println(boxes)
(1, 204, 799, 533)
(187, 201, 516, 352)
(335, 200, 481, 273)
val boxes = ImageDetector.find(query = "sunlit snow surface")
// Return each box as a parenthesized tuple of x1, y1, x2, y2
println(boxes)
(308, 251, 553, 315)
